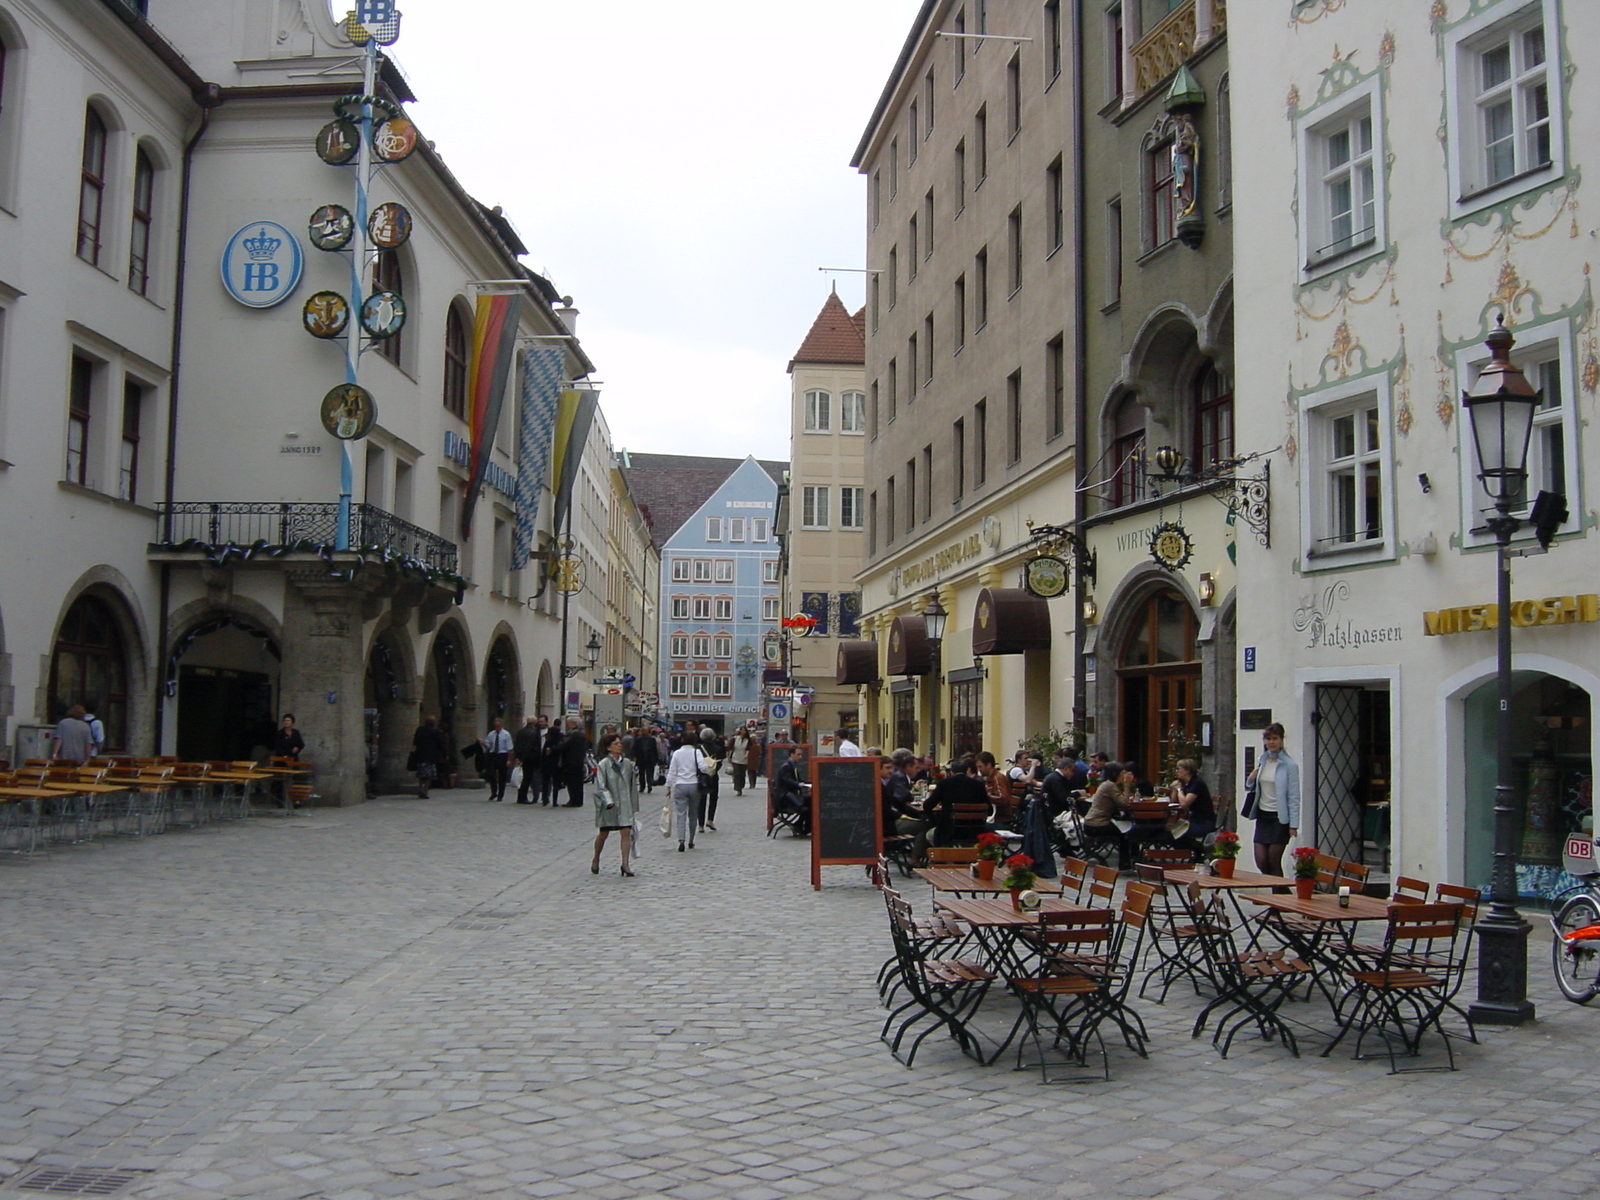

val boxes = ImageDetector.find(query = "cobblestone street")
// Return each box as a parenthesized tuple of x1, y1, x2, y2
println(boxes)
(2, 791, 1597, 1200)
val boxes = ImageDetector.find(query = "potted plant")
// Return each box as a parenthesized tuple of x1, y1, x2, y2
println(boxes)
(1291, 846, 1319, 900)
(1211, 830, 1241, 878)
(974, 832, 1006, 880)
(1002, 853, 1038, 909)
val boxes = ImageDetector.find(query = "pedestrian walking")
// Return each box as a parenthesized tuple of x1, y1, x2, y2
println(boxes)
(480, 717, 512, 801)
(698, 726, 724, 831)
(540, 718, 566, 805)
(728, 726, 752, 796)
(410, 715, 449, 799)
(632, 724, 660, 793)
(512, 715, 544, 804)
(744, 728, 762, 786)
(82, 710, 106, 756)
(591, 733, 640, 876)
(52, 705, 95, 765)
(835, 727, 863, 756)
(665, 735, 706, 851)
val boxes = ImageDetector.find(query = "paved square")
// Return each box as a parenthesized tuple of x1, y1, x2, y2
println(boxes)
(2, 792, 1596, 1199)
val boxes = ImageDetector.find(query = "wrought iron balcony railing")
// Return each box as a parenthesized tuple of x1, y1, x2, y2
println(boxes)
(155, 502, 459, 575)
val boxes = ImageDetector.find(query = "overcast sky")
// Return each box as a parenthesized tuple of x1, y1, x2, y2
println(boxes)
(393, 0, 924, 463)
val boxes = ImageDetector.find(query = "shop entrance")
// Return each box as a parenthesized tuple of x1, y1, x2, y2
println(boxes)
(1312, 684, 1392, 872)
(1117, 590, 1201, 777)
(1463, 672, 1592, 900)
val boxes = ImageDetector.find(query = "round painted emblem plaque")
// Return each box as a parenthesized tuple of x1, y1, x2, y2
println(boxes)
(1149, 522, 1195, 571)
(320, 383, 376, 441)
(360, 290, 407, 339)
(367, 201, 412, 250)
(302, 291, 350, 339)
(219, 221, 303, 309)
(372, 116, 419, 162)
(315, 119, 361, 165)
(308, 205, 354, 251)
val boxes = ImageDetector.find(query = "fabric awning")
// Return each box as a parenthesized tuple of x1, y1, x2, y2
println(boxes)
(835, 640, 880, 686)
(971, 587, 1052, 655)
(885, 614, 931, 675)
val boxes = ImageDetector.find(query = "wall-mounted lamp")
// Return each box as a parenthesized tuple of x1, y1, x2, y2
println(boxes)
(1081, 595, 1098, 625)
(972, 656, 988, 678)
(1151, 445, 1187, 479)
(1198, 572, 1215, 607)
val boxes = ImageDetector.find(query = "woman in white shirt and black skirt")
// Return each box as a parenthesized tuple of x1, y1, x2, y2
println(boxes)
(1245, 722, 1301, 879)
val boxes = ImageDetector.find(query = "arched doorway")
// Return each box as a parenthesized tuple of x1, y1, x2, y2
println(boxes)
(1117, 589, 1200, 779)
(535, 661, 555, 720)
(50, 594, 130, 751)
(365, 632, 415, 793)
(168, 613, 281, 761)
(484, 634, 521, 725)
(423, 623, 474, 782)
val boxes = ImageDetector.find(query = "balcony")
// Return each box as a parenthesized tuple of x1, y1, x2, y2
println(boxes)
(154, 502, 459, 575)
(1131, 0, 1225, 98)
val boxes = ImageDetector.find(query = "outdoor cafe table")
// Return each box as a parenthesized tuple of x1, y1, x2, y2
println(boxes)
(915, 867, 1064, 898)
(0, 787, 67, 854)
(932, 895, 1091, 978)
(1245, 892, 1395, 1012)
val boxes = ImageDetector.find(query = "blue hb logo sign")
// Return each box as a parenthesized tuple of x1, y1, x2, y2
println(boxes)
(357, 0, 396, 22)
(221, 221, 302, 309)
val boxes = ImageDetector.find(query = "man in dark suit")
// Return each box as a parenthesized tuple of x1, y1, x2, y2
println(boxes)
(560, 717, 589, 807)
(774, 746, 809, 835)
(512, 715, 545, 804)
(540, 720, 566, 805)
(632, 725, 660, 793)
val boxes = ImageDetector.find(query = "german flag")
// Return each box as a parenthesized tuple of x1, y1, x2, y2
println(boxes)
(461, 292, 522, 540)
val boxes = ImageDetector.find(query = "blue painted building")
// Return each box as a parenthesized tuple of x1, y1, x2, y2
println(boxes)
(627, 455, 784, 730)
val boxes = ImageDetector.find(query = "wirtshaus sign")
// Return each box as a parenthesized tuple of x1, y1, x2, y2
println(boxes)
(1423, 594, 1600, 636)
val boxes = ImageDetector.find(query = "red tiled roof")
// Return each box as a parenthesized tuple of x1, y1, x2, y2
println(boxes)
(789, 291, 866, 369)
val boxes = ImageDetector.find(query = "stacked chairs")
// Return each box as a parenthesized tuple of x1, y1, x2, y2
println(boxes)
(1006, 883, 1155, 1082)
(167, 762, 211, 828)
(1322, 901, 1474, 1072)
(880, 889, 995, 1066)
(0, 774, 49, 857)
(870, 858, 968, 1004)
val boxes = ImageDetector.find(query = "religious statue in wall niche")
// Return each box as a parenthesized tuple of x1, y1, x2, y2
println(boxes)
(1171, 112, 1199, 219)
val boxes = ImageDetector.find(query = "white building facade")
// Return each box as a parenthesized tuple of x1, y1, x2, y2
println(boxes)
(0, 0, 626, 801)
(1232, 0, 1595, 896)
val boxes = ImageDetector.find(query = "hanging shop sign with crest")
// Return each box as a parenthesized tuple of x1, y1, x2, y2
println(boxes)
(1022, 554, 1070, 599)
(1149, 521, 1195, 572)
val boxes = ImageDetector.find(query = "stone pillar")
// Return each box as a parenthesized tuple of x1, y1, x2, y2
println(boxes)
(282, 569, 369, 805)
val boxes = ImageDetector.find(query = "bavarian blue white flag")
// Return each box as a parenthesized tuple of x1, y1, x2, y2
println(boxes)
(513, 347, 565, 570)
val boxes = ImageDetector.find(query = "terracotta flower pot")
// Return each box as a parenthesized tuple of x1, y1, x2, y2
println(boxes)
(1214, 857, 1235, 879)
(977, 858, 997, 881)
(1010, 887, 1025, 910)
(1295, 877, 1316, 901)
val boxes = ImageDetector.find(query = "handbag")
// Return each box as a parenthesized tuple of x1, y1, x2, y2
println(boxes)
(405, 750, 420, 771)
(659, 803, 673, 837)
(1240, 783, 1257, 821)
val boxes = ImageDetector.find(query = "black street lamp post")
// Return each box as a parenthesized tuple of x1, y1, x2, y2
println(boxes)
(922, 593, 947, 764)
(1462, 317, 1540, 1027)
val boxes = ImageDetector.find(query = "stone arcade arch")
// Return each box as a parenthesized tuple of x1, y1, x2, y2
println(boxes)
(49, 572, 151, 753)
(365, 628, 418, 794)
(163, 600, 284, 762)
(482, 625, 523, 726)
(422, 619, 476, 784)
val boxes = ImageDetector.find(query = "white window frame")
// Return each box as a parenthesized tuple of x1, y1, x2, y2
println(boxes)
(714, 635, 732, 659)
(690, 674, 710, 698)
(1444, 0, 1562, 218)
(762, 597, 781, 621)
(670, 558, 690, 582)
(669, 634, 689, 659)
(1299, 376, 1395, 568)
(715, 597, 734, 620)
(713, 559, 734, 582)
(802, 484, 830, 529)
(762, 559, 780, 583)
(706, 516, 722, 541)
(668, 674, 688, 697)
(841, 391, 866, 433)
(1455, 318, 1581, 545)
(752, 517, 769, 541)
(713, 675, 732, 698)
(839, 486, 864, 530)
(692, 634, 711, 658)
(728, 517, 745, 542)
(692, 597, 712, 620)
(693, 558, 713, 582)
(804, 389, 831, 432)
(670, 596, 689, 619)
(1297, 78, 1386, 275)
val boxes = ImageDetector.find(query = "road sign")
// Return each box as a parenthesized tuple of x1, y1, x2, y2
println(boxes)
(770, 702, 789, 721)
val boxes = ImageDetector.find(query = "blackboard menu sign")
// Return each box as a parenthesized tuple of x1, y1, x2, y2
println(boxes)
(809, 756, 883, 889)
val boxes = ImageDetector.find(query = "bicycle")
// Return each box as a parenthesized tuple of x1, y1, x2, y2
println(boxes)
(1551, 831, 1600, 1005)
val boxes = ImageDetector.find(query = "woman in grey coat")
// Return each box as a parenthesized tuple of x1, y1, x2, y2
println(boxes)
(591, 733, 641, 876)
